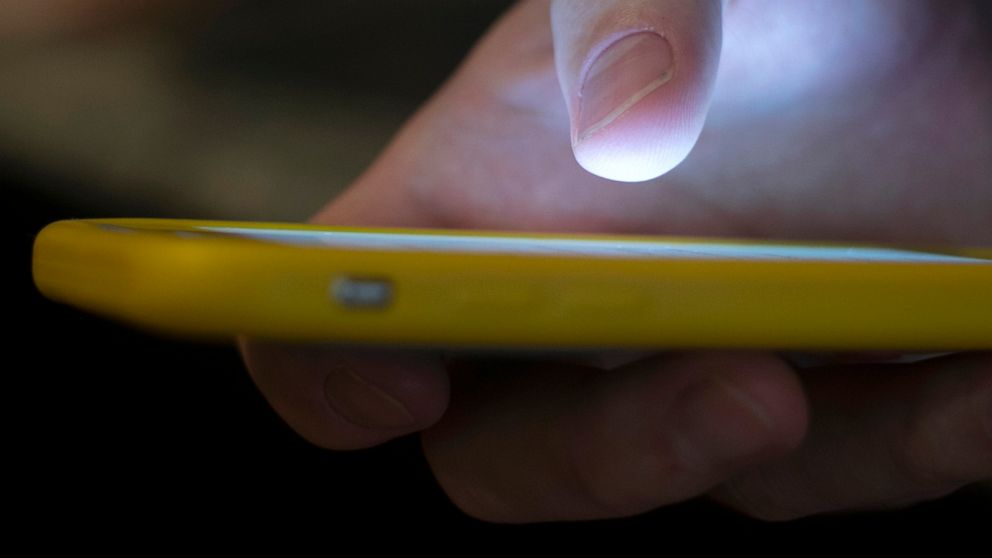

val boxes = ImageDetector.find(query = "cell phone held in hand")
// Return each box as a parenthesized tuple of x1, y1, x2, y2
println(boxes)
(32, 218, 992, 350)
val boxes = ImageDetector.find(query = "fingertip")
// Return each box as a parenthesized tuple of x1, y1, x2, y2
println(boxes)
(321, 350, 451, 431)
(571, 85, 707, 182)
(571, 30, 710, 182)
(552, 0, 722, 182)
(240, 340, 449, 450)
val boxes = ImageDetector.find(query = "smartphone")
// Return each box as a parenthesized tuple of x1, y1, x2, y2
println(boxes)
(31, 218, 992, 350)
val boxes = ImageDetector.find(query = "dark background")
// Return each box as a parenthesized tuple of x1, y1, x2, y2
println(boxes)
(6, 0, 990, 538)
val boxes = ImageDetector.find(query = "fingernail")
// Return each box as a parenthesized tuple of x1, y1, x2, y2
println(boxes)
(673, 377, 777, 467)
(576, 32, 674, 144)
(324, 367, 417, 429)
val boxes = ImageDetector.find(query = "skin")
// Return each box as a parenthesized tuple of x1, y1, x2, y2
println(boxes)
(8, 0, 987, 522)
(244, 0, 992, 522)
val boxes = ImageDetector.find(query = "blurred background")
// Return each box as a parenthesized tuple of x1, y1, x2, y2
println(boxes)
(6, 0, 989, 538)
(2, 0, 512, 219)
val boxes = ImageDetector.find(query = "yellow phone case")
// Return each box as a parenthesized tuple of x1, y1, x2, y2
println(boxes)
(32, 218, 992, 349)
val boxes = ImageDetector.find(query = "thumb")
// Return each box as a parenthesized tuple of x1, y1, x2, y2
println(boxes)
(551, 0, 722, 182)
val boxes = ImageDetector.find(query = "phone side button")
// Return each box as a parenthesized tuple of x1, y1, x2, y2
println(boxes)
(330, 275, 394, 310)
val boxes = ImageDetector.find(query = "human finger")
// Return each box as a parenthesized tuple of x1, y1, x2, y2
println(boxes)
(423, 351, 807, 522)
(550, 0, 722, 181)
(715, 352, 992, 519)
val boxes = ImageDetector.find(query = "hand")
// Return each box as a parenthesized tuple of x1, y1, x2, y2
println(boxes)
(242, 0, 992, 522)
